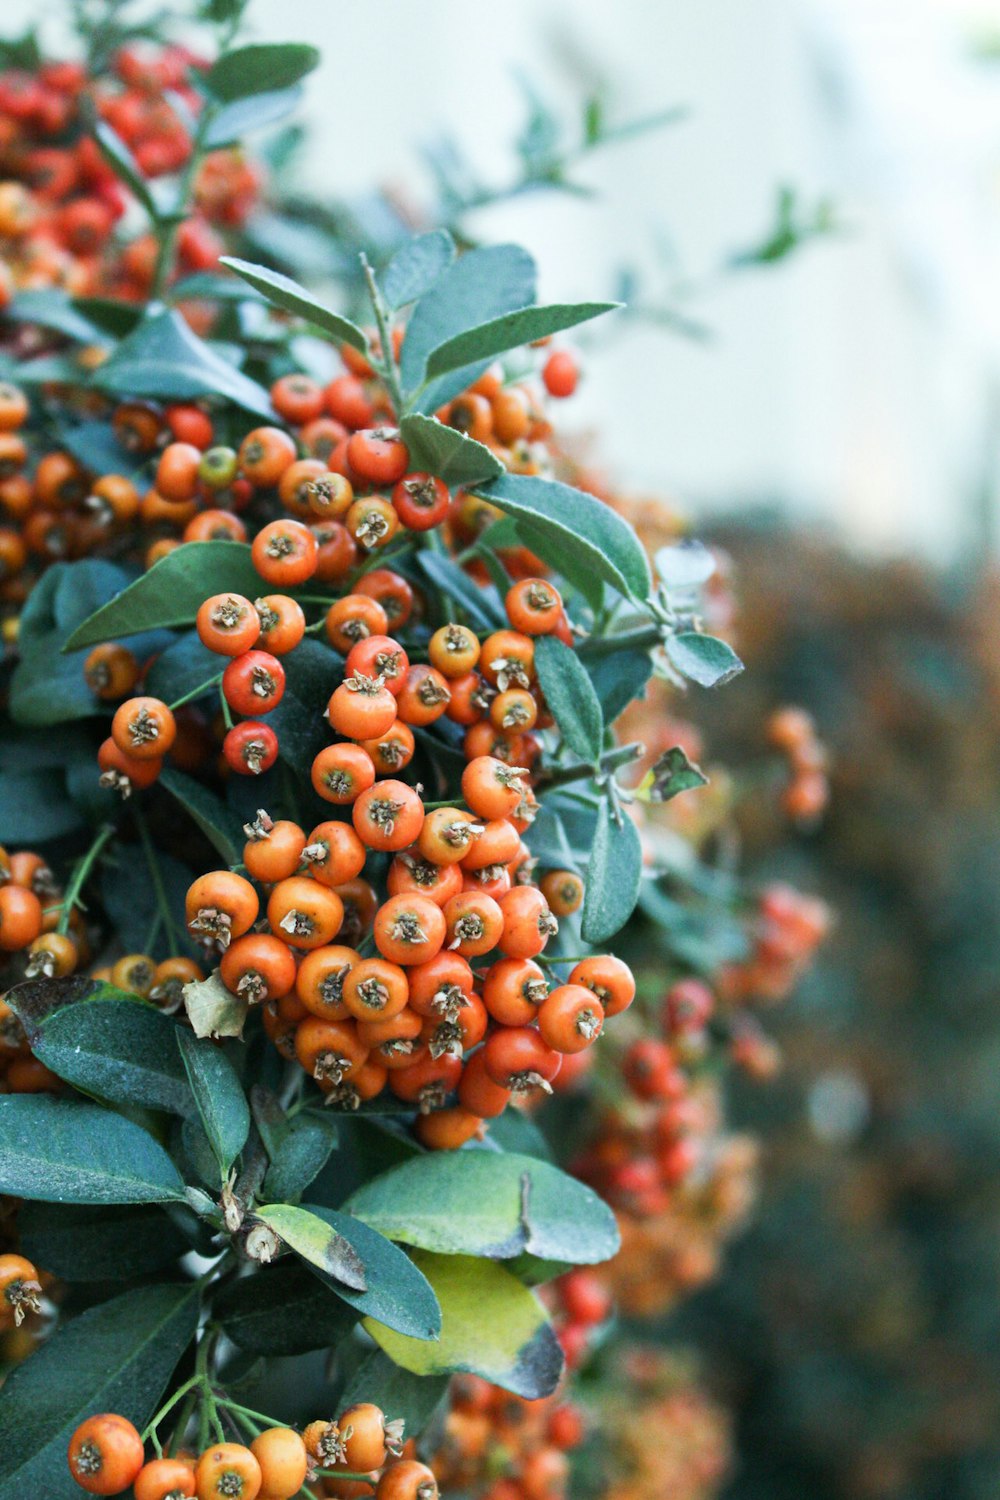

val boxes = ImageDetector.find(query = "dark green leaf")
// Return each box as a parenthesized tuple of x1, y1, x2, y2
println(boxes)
(401, 244, 536, 404)
(472, 472, 651, 602)
(92, 309, 275, 417)
(168, 272, 264, 303)
(581, 798, 643, 943)
(29, 997, 192, 1115)
(0, 30, 41, 71)
(180, 1114, 221, 1189)
(18, 1202, 188, 1282)
(0, 1283, 198, 1500)
(262, 1116, 338, 1203)
(206, 43, 320, 102)
(0, 770, 86, 842)
(72, 297, 144, 337)
(0, 1095, 185, 1204)
(666, 631, 744, 688)
(365, 1250, 562, 1399)
(399, 413, 502, 486)
(220, 257, 368, 352)
(204, 84, 304, 148)
(159, 766, 244, 865)
(347, 1150, 618, 1264)
(381, 230, 455, 309)
(56, 419, 143, 480)
(425, 301, 619, 379)
(585, 647, 654, 722)
(339, 1348, 448, 1437)
(485, 1109, 554, 1161)
(93, 120, 161, 220)
(0, 723, 90, 774)
(644, 745, 709, 803)
(177, 1031, 250, 1180)
(64, 541, 259, 649)
(13, 558, 139, 725)
(269, 1202, 441, 1340)
(215, 1259, 359, 1355)
(7, 289, 111, 345)
(101, 848, 193, 964)
(266, 636, 338, 774)
(534, 636, 603, 763)
(415, 552, 506, 631)
(309, 1116, 421, 1208)
(0, 352, 81, 384)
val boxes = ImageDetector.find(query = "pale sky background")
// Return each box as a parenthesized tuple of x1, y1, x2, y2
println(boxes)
(8, 0, 1000, 562)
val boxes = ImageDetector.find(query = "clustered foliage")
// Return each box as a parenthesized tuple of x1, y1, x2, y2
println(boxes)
(0, 7, 830, 1500)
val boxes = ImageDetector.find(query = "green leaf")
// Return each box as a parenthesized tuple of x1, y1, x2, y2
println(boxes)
(365, 1251, 562, 1399)
(92, 308, 275, 417)
(0, 29, 41, 71)
(399, 413, 502, 486)
(585, 647, 655, 722)
(642, 745, 709, 803)
(177, 1031, 249, 1180)
(265, 636, 339, 774)
(486, 1109, 554, 1161)
(264, 1202, 441, 1340)
(425, 301, 619, 379)
(534, 636, 603, 763)
(401, 244, 536, 403)
(665, 632, 744, 688)
(13, 558, 140, 726)
(183, 969, 249, 1041)
(381, 230, 455, 310)
(18, 1202, 189, 1282)
(160, 766, 244, 865)
(220, 257, 369, 353)
(56, 418, 143, 480)
(28, 997, 193, 1115)
(0, 770, 86, 843)
(204, 84, 304, 148)
(347, 1150, 618, 1264)
(581, 799, 643, 944)
(7, 289, 112, 345)
(339, 1348, 448, 1437)
(92, 120, 161, 221)
(257, 1202, 367, 1290)
(206, 42, 320, 102)
(72, 296, 144, 337)
(0, 1282, 198, 1500)
(654, 539, 716, 590)
(63, 541, 260, 650)
(101, 847, 194, 964)
(262, 1116, 339, 1203)
(472, 472, 651, 602)
(215, 1259, 359, 1355)
(145, 633, 219, 705)
(0, 1095, 185, 1204)
(415, 552, 506, 631)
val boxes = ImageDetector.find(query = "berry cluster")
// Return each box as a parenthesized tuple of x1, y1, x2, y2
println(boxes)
(0, 43, 259, 305)
(65, 1401, 435, 1500)
(178, 563, 635, 1139)
(431, 1375, 585, 1500)
(766, 706, 829, 824)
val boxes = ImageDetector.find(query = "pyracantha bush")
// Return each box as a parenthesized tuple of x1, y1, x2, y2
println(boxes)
(0, 8, 831, 1499)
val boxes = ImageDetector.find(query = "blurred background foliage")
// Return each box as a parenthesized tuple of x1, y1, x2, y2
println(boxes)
(671, 523, 1000, 1500)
